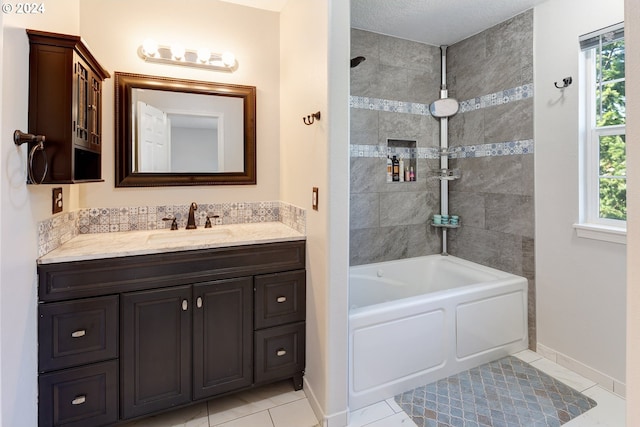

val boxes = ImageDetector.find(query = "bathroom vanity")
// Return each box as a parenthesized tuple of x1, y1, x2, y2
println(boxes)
(36, 224, 305, 427)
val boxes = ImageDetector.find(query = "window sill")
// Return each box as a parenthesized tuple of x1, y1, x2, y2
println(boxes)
(573, 223, 627, 244)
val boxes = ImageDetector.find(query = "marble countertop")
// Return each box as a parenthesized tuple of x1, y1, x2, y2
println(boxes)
(38, 222, 306, 264)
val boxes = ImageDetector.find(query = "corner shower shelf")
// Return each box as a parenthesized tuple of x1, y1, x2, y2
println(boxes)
(432, 168, 461, 181)
(431, 222, 460, 229)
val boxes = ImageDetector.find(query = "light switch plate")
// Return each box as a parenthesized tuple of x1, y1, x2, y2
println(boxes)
(52, 187, 63, 214)
(312, 187, 319, 211)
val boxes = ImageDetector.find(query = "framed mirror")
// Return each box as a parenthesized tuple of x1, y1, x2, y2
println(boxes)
(115, 72, 256, 187)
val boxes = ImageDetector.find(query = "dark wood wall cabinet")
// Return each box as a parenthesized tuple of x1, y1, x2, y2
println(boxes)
(27, 29, 110, 183)
(37, 241, 306, 427)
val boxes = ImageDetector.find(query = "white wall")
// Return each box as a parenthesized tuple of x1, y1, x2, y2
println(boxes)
(1, 4, 81, 426)
(626, 0, 640, 421)
(78, 0, 280, 206)
(280, 0, 350, 425)
(534, 0, 626, 387)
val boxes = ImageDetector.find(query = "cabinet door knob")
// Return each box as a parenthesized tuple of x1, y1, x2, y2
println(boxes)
(71, 329, 86, 338)
(71, 395, 86, 405)
(196, 297, 203, 308)
(182, 300, 188, 311)
(276, 296, 287, 303)
(276, 349, 287, 357)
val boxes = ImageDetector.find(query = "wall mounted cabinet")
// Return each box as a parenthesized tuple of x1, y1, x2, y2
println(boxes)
(37, 241, 306, 427)
(27, 29, 110, 183)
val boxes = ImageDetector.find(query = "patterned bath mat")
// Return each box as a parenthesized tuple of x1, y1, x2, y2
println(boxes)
(395, 356, 597, 427)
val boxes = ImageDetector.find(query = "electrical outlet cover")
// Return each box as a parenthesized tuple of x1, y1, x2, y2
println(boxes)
(52, 188, 63, 214)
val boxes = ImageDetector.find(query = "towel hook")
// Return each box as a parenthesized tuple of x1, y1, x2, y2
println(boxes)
(554, 77, 573, 89)
(303, 111, 321, 125)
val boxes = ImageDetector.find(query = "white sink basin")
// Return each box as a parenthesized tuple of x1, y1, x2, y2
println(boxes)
(146, 228, 233, 244)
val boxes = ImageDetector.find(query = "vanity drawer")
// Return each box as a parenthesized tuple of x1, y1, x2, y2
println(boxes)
(38, 360, 118, 427)
(255, 322, 305, 384)
(254, 270, 306, 329)
(38, 296, 118, 372)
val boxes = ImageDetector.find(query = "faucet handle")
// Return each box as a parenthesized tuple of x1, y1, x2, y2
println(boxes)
(162, 217, 178, 230)
(205, 215, 220, 228)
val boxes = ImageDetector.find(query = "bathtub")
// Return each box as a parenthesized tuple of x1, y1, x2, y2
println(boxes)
(348, 255, 528, 410)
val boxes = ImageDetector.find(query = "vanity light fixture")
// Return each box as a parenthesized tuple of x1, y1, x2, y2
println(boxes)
(138, 38, 237, 72)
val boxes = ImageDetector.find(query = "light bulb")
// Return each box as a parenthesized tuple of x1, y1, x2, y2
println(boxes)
(221, 52, 235, 67)
(142, 38, 158, 57)
(171, 43, 185, 60)
(197, 48, 211, 63)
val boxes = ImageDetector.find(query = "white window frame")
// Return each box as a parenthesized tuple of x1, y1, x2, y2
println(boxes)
(575, 23, 626, 244)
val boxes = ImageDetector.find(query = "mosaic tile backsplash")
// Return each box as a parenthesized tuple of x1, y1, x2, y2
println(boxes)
(38, 201, 306, 257)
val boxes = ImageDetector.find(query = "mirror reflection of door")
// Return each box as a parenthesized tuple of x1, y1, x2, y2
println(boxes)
(167, 113, 222, 172)
(137, 101, 171, 172)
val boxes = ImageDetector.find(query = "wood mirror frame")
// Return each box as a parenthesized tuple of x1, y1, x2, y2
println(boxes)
(115, 72, 256, 187)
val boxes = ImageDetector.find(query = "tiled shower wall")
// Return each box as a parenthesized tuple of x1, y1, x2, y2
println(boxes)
(349, 29, 442, 265)
(349, 10, 535, 348)
(447, 10, 535, 349)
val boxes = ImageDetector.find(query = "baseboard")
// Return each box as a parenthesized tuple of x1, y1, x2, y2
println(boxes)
(537, 343, 626, 398)
(303, 377, 349, 427)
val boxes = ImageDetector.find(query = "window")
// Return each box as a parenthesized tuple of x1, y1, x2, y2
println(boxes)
(578, 23, 626, 241)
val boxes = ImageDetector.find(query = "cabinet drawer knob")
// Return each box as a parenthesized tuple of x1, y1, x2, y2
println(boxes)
(71, 395, 86, 405)
(182, 300, 188, 311)
(71, 330, 86, 338)
(276, 349, 287, 357)
(196, 297, 203, 308)
(276, 296, 287, 303)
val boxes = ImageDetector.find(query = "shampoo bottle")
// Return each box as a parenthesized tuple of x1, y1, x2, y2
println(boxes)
(410, 166, 415, 181)
(386, 156, 392, 182)
(392, 156, 400, 182)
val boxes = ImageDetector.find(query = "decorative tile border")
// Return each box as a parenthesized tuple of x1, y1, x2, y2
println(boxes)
(350, 84, 535, 161)
(350, 96, 431, 116)
(350, 139, 534, 160)
(458, 84, 534, 113)
(38, 201, 306, 257)
(448, 139, 535, 158)
(350, 145, 439, 159)
(350, 83, 534, 116)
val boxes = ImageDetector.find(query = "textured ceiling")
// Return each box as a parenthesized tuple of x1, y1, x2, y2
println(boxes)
(351, 0, 546, 46)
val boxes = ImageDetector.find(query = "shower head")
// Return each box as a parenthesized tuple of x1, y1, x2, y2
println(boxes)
(350, 56, 366, 68)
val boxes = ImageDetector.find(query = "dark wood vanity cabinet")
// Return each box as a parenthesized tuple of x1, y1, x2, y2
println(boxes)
(37, 241, 305, 427)
(27, 29, 110, 183)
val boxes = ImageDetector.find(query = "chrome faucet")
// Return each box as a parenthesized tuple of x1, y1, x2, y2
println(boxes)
(186, 202, 198, 229)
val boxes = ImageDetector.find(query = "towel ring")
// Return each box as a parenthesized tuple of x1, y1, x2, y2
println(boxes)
(14, 130, 48, 184)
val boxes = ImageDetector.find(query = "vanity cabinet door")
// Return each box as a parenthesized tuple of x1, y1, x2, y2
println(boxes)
(72, 54, 90, 149)
(121, 286, 191, 419)
(193, 277, 253, 400)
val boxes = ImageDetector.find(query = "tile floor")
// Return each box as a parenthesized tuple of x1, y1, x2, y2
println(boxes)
(120, 350, 625, 427)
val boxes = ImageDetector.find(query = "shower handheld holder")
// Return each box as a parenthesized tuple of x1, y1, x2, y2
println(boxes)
(13, 129, 48, 184)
